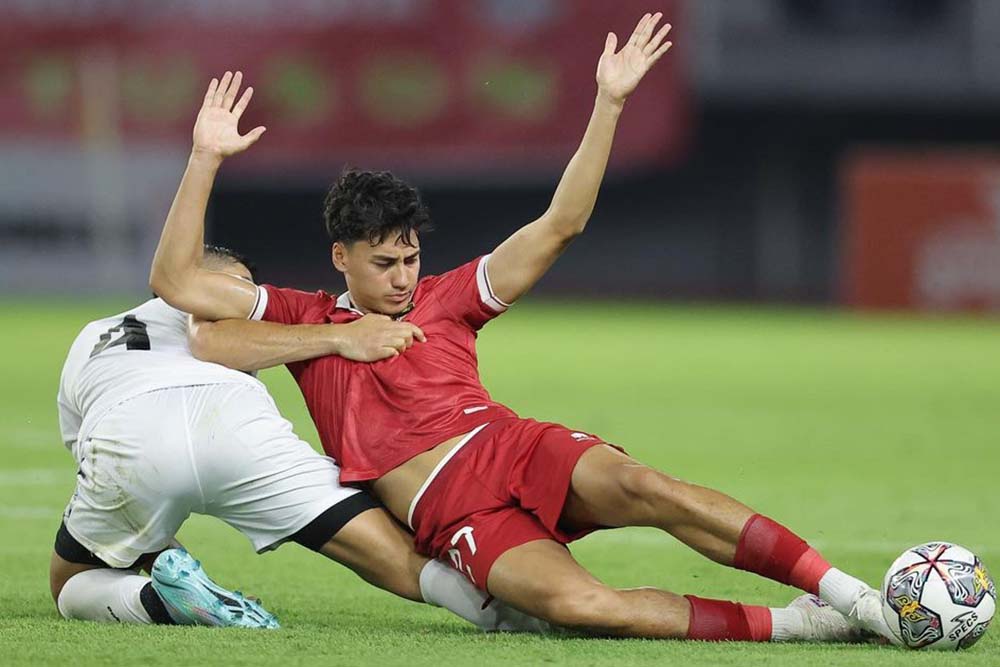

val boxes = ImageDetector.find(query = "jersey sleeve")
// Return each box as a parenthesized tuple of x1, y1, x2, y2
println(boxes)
(251, 284, 322, 324)
(429, 255, 511, 331)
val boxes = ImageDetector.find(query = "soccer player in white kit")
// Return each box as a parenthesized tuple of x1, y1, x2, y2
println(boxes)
(52, 246, 547, 631)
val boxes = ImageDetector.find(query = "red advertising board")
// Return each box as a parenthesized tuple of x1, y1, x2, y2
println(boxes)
(842, 152, 1000, 312)
(0, 0, 687, 174)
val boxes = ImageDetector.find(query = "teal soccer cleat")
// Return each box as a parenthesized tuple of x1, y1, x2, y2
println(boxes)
(150, 549, 280, 629)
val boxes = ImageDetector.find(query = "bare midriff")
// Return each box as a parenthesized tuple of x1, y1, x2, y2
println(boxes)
(372, 432, 470, 525)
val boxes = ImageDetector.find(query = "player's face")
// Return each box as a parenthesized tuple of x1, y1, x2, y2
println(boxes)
(332, 232, 420, 316)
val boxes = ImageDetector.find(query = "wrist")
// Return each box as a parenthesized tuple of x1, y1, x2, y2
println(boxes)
(324, 324, 349, 356)
(189, 149, 224, 170)
(595, 89, 626, 113)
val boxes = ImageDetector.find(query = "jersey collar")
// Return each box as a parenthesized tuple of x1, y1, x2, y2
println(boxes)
(335, 292, 364, 315)
(335, 291, 415, 320)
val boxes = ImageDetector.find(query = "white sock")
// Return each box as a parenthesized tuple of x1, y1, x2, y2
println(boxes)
(418, 560, 551, 633)
(769, 607, 804, 642)
(818, 568, 870, 616)
(57, 569, 154, 624)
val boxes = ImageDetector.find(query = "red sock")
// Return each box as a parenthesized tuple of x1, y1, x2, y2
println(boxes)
(733, 514, 832, 594)
(684, 595, 773, 642)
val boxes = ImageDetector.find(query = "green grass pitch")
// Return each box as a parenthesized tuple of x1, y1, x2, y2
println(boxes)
(1, 298, 997, 666)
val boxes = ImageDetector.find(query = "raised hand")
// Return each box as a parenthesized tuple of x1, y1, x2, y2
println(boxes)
(596, 12, 672, 106)
(192, 71, 266, 159)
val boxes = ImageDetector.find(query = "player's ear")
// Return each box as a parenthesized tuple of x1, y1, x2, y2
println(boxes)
(331, 242, 349, 272)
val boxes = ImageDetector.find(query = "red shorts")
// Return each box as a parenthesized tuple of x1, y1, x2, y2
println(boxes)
(409, 417, 617, 591)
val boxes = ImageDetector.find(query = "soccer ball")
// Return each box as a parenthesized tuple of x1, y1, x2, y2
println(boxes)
(882, 542, 996, 650)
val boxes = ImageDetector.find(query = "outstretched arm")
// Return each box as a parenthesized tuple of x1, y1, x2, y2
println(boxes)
(486, 12, 672, 304)
(149, 71, 267, 320)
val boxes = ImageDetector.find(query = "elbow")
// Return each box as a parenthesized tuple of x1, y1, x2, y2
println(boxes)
(148, 266, 161, 295)
(149, 266, 193, 311)
(148, 265, 176, 301)
(544, 208, 589, 242)
(560, 225, 585, 243)
(187, 321, 217, 362)
(188, 320, 249, 370)
(551, 219, 587, 246)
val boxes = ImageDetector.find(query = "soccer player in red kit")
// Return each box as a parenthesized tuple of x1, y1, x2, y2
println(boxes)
(153, 13, 898, 644)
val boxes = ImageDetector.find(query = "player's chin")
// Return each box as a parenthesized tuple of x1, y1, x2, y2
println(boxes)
(380, 298, 411, 315)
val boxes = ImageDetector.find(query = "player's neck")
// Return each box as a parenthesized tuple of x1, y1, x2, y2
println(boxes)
(338, 290, 413, 319)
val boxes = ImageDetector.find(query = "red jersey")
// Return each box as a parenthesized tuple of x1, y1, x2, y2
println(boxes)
(254, 255, 518, 483)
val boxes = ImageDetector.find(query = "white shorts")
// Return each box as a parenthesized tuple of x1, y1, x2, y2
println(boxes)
(63, 383, 360, 568)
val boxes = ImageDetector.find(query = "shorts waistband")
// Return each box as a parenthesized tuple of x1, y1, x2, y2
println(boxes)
(406, 423, 490, 530)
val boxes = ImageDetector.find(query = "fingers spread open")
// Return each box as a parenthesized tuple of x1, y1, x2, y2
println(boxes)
(627, 13, 651, 48)
(649, 41, 673, 65)
(223, 71, 243, 111)
(203, 78, 219, 106)
(233, 86, 254, 119)
(638, 12, 662, 51)
(644, 22, 671, 57)
(213, 71, 232, 107)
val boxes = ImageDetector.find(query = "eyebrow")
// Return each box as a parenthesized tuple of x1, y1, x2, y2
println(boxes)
(372, 251, 421, 262)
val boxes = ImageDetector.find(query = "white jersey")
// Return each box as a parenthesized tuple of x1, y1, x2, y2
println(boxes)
(57, 298, 261, 450)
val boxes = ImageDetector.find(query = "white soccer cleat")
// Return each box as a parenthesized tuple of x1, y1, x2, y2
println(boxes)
(788, 594, 865, 643)
(846, 586, 903, 646)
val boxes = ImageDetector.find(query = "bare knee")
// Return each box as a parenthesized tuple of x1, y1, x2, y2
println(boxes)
(615, 465, 695, 523)
(50, 551, 72, 604)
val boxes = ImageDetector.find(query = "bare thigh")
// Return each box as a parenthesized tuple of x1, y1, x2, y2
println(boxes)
(317, 507, 428, 602)
(561, 444, 752, 564)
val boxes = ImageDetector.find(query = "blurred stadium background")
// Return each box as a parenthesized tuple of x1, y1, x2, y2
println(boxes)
(4, 0, 1000, 309)
(2, 1, 999, 665)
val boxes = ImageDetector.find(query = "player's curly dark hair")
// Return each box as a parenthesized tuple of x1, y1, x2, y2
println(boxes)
(323, 168, 433, 247)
